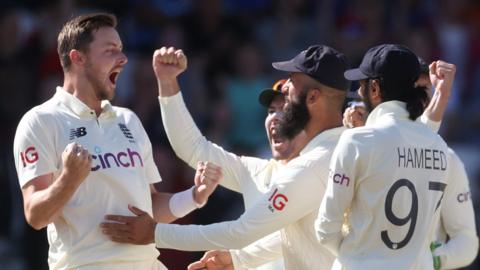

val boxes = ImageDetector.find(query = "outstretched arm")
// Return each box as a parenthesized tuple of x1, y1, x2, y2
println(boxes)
(101, 163, 322, 251)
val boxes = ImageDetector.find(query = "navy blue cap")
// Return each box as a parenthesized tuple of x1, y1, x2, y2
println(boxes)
(344, 44, 421, 84)
(258, 79, 287, 107)
(272, 45, 350, 91)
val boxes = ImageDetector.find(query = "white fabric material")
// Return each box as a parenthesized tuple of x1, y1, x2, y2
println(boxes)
(433, 149, 478, 269)
(13, 87, 162, 270)
(230, 231, 283, 269)
(169, 186, 200, 218)
(77, 258, 167, 270)
(419, 113, 441, 133)
(160, 93, 285, 269)
(316, 101, 452, 270)
(158, 92, 342, 270)
(420, 111, 478, 269)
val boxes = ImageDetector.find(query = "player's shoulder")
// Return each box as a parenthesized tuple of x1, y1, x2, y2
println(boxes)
(339, 126, 378, 147)
(285, 148, 331, 180)
(17, 98, 61, 127)
(111, 105, 141, 122)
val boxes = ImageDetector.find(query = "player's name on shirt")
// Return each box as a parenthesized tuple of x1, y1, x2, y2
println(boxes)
(397, 147, 447, 171)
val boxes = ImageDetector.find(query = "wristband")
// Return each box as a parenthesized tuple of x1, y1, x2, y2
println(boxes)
(430, 241, 442, 270)
(169, 186, 203, 218)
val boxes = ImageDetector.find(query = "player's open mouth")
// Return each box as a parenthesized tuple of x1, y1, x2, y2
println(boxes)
(109, 72, 119, 85)
(271, 129, 286, 149)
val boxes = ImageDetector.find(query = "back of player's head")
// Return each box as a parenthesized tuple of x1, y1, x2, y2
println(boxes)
(57, 12, 117, 71)
(344, 44, 428, 120)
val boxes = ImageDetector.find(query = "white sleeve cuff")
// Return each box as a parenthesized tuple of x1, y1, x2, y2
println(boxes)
(230, 250, 248, 270)
(169, 186, 202, 218)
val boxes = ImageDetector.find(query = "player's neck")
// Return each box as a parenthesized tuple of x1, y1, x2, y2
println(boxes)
(304, 113, 342, 141)
(63, 74, 102, 116)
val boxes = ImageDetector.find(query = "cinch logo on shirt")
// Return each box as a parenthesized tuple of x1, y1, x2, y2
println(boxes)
(267, 188, 288, 212)
(330, 170, 350, 186)
(20, 146, 38, 167)
(91, 148, 143, 171)
(457, 191, 471, 203)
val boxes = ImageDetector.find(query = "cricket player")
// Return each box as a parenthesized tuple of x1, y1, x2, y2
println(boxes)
(101, 44, 349, 269)
(13, 13, 220, 270)
(342, 59, 478, 269)
(163, 78, 297, 270)
(316, 44, 453, 269)
(190, 57, 471, 270)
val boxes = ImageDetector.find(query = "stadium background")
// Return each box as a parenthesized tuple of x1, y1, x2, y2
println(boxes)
(0, 0, 479, 269)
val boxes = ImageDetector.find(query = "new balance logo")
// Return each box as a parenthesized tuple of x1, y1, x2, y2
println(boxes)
(70, 127, 87, 139)
(118, 123, 135, 143)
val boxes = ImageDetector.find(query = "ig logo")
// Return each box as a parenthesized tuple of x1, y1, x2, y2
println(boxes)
(20, 146, 38, 167)
(268, 188, 288, 212)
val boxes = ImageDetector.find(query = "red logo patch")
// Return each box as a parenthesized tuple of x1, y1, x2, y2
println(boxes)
(20, 146, 38, 167)
(268, 188, 288, 211)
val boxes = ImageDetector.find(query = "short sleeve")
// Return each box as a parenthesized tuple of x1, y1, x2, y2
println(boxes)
(13, 112, 58, 187)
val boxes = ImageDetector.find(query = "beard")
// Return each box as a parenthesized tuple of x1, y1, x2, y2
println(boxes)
(361, 83, 374, 113)
(84, 59, 114, 101)
(278, 90, 310, 140)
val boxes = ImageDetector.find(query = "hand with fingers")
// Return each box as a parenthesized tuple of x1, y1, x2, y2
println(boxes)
(152, 46, 188, 82)
(193, 161, 222, 207)
(343, 105, 367, 128)
(61, 142, 92, 183)
(187, 250, 233, 270)
(100, 205, 156, 245)
(429, 60, 456, 99)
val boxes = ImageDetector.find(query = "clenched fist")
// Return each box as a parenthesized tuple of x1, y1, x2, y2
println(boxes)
(152, 46, 187, 82)
(429, 60, 456, 99)
(343, 104, 367, 128)
(193, 161, 222, 206)
(61, 142, 91, 183)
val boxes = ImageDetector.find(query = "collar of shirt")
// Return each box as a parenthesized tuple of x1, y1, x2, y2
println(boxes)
(54, 86, 116, 119)
(300, 126, 346, 155)
(365, 101, 409, 127)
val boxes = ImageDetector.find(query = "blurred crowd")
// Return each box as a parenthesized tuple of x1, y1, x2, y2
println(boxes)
(0, 0, 479, 269)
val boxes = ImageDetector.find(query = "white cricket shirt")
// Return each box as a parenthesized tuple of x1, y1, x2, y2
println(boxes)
(158, 92, 342, 269)
(160, 93, 284, 269)
(433, 149, 478, 269)
(316, 101, 452, 270)
(13, 87, 162, 270)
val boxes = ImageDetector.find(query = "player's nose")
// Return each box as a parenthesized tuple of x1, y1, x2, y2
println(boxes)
(118, 52, 128, 66)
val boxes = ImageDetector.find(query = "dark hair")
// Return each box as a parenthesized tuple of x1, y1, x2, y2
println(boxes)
(378, 78, 428, 120)
(57, 12, 117, 71)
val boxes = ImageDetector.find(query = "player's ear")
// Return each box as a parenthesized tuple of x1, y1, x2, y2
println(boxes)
(70, 49, 86, 67)
(306, 88, 320, 105)
(369, 79, 382, 101)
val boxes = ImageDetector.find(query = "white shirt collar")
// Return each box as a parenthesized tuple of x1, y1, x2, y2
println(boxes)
(300, 126, 346, 155)
(365, 101, 409, 126)
(54, 86, 115, 118)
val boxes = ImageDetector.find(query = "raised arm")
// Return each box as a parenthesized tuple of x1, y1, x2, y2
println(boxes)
(420, 60, 456, 132)
(154, 47, 267, 192)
